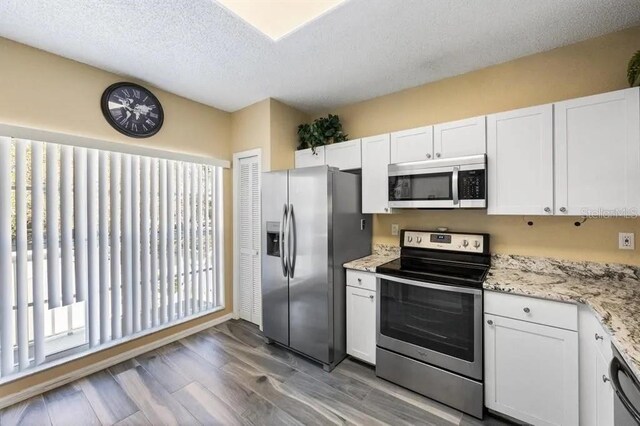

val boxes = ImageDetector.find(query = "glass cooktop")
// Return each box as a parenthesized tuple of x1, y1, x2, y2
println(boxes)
(376, 256, 489, 288)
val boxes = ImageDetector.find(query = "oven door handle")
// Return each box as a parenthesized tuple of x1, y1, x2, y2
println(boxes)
(452, 166, 459, 206)
(376, 273, 482, 295)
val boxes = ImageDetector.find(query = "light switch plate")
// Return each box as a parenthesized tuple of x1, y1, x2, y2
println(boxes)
(619, 232, 635, 250)
(391, 224, 399, 236)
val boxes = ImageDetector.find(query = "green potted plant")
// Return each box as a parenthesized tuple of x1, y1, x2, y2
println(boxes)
(628, 50, 640, 87)
(297, 114, 348, 154)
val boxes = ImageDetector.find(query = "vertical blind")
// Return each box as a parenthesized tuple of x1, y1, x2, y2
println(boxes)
(0, 136, 223, 378)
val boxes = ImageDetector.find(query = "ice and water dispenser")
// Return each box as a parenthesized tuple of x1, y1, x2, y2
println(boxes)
(266, 221, 281, 257)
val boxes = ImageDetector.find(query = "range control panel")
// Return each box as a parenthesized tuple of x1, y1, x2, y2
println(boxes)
(402, 230, 487, 253)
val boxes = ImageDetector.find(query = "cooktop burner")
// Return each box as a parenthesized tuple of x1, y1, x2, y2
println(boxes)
(376, 229, 491, 288)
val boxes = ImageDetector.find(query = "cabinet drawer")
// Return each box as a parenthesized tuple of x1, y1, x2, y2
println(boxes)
(346, 269, 376, 291)
(484, 291, 578, 331)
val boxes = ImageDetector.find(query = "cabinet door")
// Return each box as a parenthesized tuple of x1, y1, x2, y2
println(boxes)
(434, 116, 486, 159)
(295, 147, 325, 168)
(390, 126, 433, 163)
(595, 350, 615, 426)
(361, 134, 391, 214)
(554, 88, 640, 216)
(487, 105, 554, 215)
(485, 314, 579, 426)
(579, 307, 615, 426)
(346, 286, 376, 365)
(325, 139, 361, 170)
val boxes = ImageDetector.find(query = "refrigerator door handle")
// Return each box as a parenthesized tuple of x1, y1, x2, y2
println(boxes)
(288, 204, 297, 279)
(280, 204, 288, 277)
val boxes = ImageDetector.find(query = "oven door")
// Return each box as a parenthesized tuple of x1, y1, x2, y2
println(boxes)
(388, 166, 457, 209)
(376, 274, 483, 380)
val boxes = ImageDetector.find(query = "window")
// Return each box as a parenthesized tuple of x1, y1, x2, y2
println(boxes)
(0, 136, 224, 378)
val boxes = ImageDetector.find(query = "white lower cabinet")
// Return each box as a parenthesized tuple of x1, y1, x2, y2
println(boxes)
(346, 270, 376, 365)
(579, 307, 614, 426)
(484, 292, 579, 425)
(595, 350, 614, 426)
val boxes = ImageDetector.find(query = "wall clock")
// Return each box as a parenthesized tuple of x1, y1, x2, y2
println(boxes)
(101, 82, 164, 138)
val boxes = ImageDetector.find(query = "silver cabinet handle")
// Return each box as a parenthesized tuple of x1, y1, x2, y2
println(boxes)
(486, 319, 494, 325)
(544, 207, 551, 213)
(595, 333, 604, 341)
(426, 153, 431, 159)
(560, 207, 567, 213)
(435, 152, 441, 158)
(523, 307, 530, 313)
(603, 375, 610, 383)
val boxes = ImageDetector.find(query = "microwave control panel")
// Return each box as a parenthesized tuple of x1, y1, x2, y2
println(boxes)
(458, 170, 485, 200)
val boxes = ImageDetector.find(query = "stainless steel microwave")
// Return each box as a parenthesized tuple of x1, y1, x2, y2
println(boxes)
(388, 154, 486, 209)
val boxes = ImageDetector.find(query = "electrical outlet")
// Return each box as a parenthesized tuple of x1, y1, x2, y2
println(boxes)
(391, 224, 399, 236)
(619, 232, 635, 250)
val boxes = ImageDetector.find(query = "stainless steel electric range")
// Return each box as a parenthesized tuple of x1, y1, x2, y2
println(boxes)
(375, 229, 490, 419)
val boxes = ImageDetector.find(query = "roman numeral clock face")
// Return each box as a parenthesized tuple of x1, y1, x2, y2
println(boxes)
(101, 83, 164, 138)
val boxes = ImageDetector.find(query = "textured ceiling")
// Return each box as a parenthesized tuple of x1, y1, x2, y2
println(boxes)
(0, 0, 639, 113)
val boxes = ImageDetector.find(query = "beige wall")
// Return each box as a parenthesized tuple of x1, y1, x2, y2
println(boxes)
(269, 99, 309, 170)
(0, 37, 234, 398)
(230, 98, 308, 171)
(231, 99, 272, 168)
(318, 25, 640, 265)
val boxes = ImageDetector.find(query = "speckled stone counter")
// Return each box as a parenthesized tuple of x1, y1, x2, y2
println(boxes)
(343, 244, 399, 272)
(486, 254, 640, 380)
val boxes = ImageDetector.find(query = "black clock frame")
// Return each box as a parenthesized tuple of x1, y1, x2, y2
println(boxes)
(100, 82, 164, 138)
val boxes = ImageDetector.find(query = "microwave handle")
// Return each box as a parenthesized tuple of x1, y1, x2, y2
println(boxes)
(452, 166, 459, 205)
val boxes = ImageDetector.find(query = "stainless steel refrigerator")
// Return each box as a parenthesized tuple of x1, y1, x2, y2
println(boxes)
(261, 165, 371, 371)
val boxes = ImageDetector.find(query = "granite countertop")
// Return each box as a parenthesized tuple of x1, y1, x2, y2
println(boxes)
(343, 244, 400, 272)
(487, 254, 640, 380)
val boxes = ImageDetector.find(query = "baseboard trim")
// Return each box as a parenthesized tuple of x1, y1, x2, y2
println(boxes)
(0, 312, 234, 410)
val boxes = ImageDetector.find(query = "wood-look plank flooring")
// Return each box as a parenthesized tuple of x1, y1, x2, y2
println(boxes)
(0, 319, 515, 426)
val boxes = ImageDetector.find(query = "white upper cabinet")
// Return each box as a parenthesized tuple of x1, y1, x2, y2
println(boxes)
(487, 104, 554, 215)
(361, 134, 392, 214)
(554, 88, 640, 216)
(295, 146, 325, 168)
(434, 116, 486, 159)
(390, 126, 433, 164)
(325, 139, 362, 170)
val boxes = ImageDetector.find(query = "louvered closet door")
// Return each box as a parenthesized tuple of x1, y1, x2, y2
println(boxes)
(238, 155, 261, 325)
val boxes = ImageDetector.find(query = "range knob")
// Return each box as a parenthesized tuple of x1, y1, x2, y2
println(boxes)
(407, 236, 413, 243)
(462, 240, 469, 247)
(473, 240, 481, 248)
(416, 237, 422, 244)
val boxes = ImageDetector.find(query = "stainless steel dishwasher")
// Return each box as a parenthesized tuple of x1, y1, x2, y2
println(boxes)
(610, 347, 640, 425)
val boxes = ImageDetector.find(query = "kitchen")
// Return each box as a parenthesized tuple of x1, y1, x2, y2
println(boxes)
(0, 1, 640, 425)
